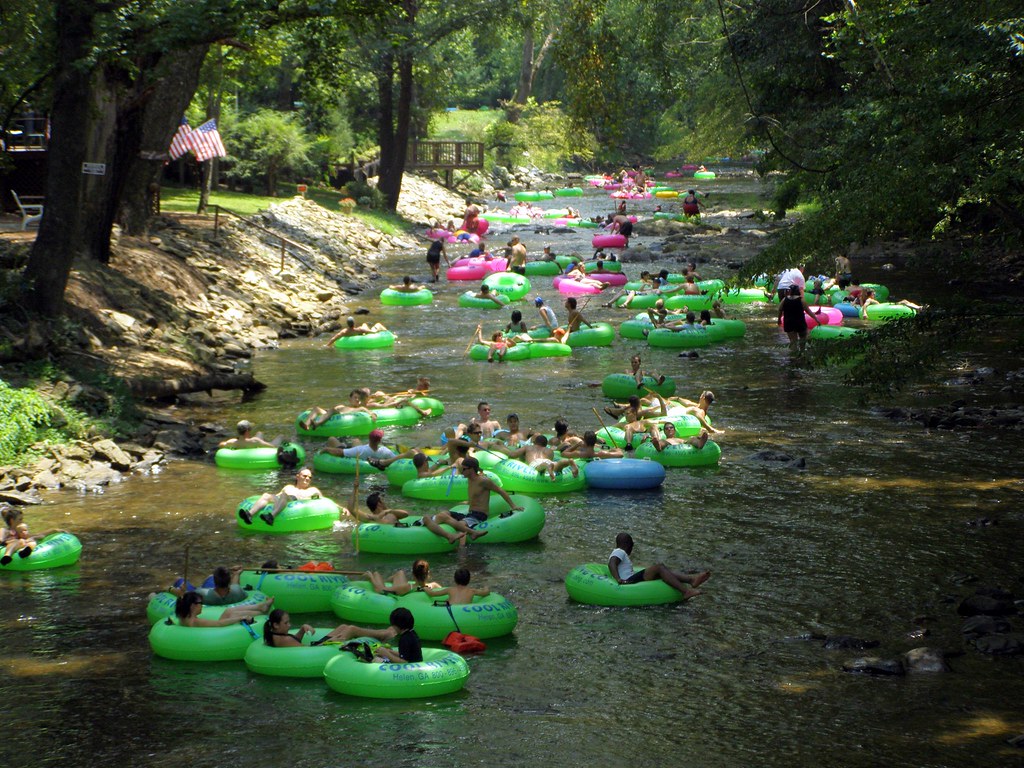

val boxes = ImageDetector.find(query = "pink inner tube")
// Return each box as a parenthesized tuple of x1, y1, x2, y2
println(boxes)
(589, 271, 628, 286)
(447, 265, 487, 281)
(592, 234, 627, 249)
(556, 277, 604, 295)
(779, 307, 844, 327)
(426, 229, 451, 239)
(610, 191, 651, 200)
(665, 171, 683, 178)
(602, 182, 623, 190)
(681, 164, 699, 171)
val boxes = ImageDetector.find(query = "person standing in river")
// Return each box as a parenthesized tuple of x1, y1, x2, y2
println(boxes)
(425, 238, 450, 282)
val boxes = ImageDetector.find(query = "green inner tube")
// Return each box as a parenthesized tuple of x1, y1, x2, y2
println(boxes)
(553, 187, 583, 196)
(145, 589, 270, 625)
(664, 294, 714, 311)
(483, 271, 532, 301)
(313, 452, 385, 475)
(601, 374, 676, 400)
(693, 171, 716, 179)
(297, 410, 375, 438)
(810, 325, 861, 340)
(235, 496, 341, 534)
(238, 571, 350, 613)
(647, 328, 713, 349)
(718, 287, 769, 305)
(401, 469, 504, 502)
(244, 627, 346, 677)
(458, 292, 510, 309)
(409, 396, 444, 418)
(864, 303, 916, 320)
(635, 439, 722, 467)
(215, 442, 306, 470)
(330, 584, 518, 640)
(707, 318, 747, 339)
(565, 563, 685, 606)
(583, 260, 622, 273)
(323, 646, 470, 699)
(490, 457, 586, 494)
(0, 532, 82, 572)
(445, 493, 546, 543)
(524, 261, 562, 276)
(148, 615, 268, 661)
(469, 343, 532, 362)
(380, 288, 433, 306)
(564, 322, 615, 348)
(334, 330, 396, 350)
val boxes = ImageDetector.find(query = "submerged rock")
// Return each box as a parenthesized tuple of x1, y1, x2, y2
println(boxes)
(903, 647, 951, 673)
(842, 657, 905, 676)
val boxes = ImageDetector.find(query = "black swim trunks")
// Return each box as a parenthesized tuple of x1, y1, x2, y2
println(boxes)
(449, 510, 488, 526)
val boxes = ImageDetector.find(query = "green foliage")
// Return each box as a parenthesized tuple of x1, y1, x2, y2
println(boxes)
(0, 379, 51, 464)
(802, 304, 982, 397)
(229, 109, 314, 195)
(484, 100, 594, 172)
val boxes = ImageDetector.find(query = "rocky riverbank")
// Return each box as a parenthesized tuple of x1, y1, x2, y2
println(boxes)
(0, 174, 470, 500)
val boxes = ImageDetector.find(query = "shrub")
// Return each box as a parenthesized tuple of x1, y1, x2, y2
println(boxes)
(0, 379, 51, 464)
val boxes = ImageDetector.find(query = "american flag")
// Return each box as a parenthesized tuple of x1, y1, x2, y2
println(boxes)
(168, 118, 192, 160)
(185, 118, 227, 162)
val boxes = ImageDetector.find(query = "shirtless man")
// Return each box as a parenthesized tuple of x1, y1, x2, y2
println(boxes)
(609, 532, 709, 600)
(472, 284, 506, 307)
(507, 236, 528, 275)
(552, 418, 584, 452)
(457, 457, 523, 528)
(219, 420, 279, 449)
(628, 353, 666, 389)
(469, 402, 501, 437)
(561, 430, 625, 460)
(668, 390, 722, 435)
(620, 392, 668, 449)
(388, 275, 427, 292)
(499, 413, 532, 447)
(355, 492, 411, 525)
(560, 297, 593, 341)
(423, 568, 490, 605)
(325, 317, 387, 346)
(240, 468, 323, 526)
(650, 422, 711, 451)
(495, 434, 580, 481)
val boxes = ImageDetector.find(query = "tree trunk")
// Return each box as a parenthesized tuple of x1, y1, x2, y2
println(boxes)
(120, 45, 209, 232)
(513, 25, 536, 108)
(24, 0, 113, 315)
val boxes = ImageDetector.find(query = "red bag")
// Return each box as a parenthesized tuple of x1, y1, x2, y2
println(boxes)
(443, 631, 486, 654)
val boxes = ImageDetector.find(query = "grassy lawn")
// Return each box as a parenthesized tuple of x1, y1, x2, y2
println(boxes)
(428, 108, 502, 142)
(160, 185, 414, 236)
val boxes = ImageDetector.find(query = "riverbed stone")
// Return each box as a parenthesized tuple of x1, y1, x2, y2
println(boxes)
(970, 633, 1024, 656)
(823, 635, 880, 650)
(91, 439, 134, 471)
(957, 593, 1017, 617)
(961, 616, 1013, 637)
(903, 647, 950, 673)
(841, 657, 906, 676)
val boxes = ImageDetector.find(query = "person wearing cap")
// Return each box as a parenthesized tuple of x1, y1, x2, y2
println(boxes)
(218, 420, 279, 449)
(507, 236, 527, 275)
(535, 296, 558, 332)
(325, 316, 388, 347)
(322, 428, 399, 464)
(239, 468, 324, 526)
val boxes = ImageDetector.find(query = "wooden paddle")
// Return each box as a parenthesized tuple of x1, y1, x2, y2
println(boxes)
(464, 323, 482, 357)
(351, 458, 361, 553)
(182, 544, 191, 589)
(591, 406, 617, 446)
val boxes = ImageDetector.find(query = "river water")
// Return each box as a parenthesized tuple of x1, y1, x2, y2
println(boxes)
(2, 180, 1023, 768)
